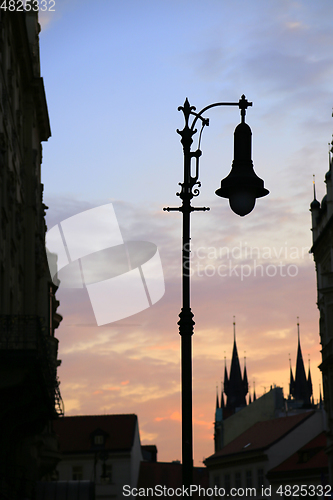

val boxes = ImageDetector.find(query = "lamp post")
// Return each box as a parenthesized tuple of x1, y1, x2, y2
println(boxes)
(164, 95, 268, 487)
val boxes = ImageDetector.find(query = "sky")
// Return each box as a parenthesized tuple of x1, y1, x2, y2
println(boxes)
(38, 0, 333, 466)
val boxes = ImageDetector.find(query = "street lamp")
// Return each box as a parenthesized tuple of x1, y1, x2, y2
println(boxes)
(163, 95, 268, 487)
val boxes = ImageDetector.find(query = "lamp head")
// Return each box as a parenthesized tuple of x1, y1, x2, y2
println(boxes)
(215, 120, 269, 216)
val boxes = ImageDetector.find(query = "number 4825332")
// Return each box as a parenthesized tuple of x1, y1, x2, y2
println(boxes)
(0, 1, 55, 11)
(276, 484, 332, 497)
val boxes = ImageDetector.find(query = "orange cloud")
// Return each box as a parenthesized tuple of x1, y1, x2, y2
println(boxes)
(148, 343, 178, 351)
(155, 411, 181, 423)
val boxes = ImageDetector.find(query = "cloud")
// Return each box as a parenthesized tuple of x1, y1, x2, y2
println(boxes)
(49, 195, 321, 423)
(42, 0, 331, 464)
(155, 412, 181, 423)
(39, 11, 55, 31)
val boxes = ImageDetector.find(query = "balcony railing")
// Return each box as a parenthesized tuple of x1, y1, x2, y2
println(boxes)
(0, 314, 64, 416)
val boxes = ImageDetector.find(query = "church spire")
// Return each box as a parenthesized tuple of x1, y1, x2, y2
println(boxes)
(293, 318, 311, 405)
(289, 353, 294, 397)
(307, 355, 313, 398)
(220, 380, 225, 410)
(223, 353, 229, 396)
(233, 316, 236, 342)
(297, 317, 300, 341)
(243, 352, 248, 394)
(216, 384, 219, 410)
(326, 138, 333, 214)
(225, 318, 247, 410)
(313, 174, 317, 201)
(311, 175, 320, 212)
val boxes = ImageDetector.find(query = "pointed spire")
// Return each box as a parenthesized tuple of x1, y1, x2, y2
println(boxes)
(297, 317, 300, 341)
(243, 352, 248, 394)
(226, 319, 247, 410)
(313, 175, 317, 200)
(233, 316, 236, 342)
(215, 382, 223, 431)
(307, 354, 313, 398)
(289, 353, 294, 397)
(319, 384, 323, 408)
(327, 138, 333, 176)
(253, 380, 256, 401)
(248, 392, 252, 404)
(293, 319, 311, 405)
(223, 353, 229, 396)
(311, 175, 320, 210)
(220, 378, 224, 406)
(220, 383, 225, 410)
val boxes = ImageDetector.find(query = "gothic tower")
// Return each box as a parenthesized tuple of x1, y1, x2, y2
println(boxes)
(289, 320, 313, 406)
(214, 320, 248, 451)
(214, 386, 223, 452)
(310, 134, 333, 482)
(223, 320, 248, 412)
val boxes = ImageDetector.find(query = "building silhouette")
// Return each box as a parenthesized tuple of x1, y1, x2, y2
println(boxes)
(0, 11, 62, 499)
(206, 410, 326, 494)
(137, 461, 209, 498)
(213, 321, 316, 461)
(214, 321, 248, 452)
(223, 321, 248, 412)
(53, 414, 142, 499)
(310, 134, 333, 482)
(288, 320, 313, 407)
(267, 431, 329, 491)
(210, 321, 326, 490)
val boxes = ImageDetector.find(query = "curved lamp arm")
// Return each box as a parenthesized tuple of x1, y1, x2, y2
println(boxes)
(189, 94, 252, 131)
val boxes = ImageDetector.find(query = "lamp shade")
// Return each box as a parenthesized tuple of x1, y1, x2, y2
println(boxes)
(215, 121, 269, 216)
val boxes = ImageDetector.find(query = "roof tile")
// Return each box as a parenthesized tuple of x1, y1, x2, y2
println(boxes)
(53, 414, 137, 453)
(206, 411, 314, 461)
(269, 432, 328, 473)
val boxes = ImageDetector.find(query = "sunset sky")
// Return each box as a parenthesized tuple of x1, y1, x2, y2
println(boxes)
(39, 0, 333, 465)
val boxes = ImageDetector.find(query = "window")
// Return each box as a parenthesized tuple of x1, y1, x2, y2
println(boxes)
(246, 470, 252, 487)
(72, 466, 83, 480)
(235, 471, 241, 488)
(90, 429, 108, 449)
(257, 468, 264, 488)
(101, 464, 112, 484)
(94, 435, 104, 445)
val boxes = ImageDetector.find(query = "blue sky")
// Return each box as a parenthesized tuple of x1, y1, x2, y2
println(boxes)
(40, 0, 333, 205)
(39, 1, 333, 465)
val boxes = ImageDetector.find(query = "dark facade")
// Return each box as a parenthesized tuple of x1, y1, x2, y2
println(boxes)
(267, 432, 329, 489)
(206, 411, 325, 493)
(310, 136, 333, 483)
(138, 462, 209, 498)
(53, 414, 143, 499)
(0, 12, 62, 499)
